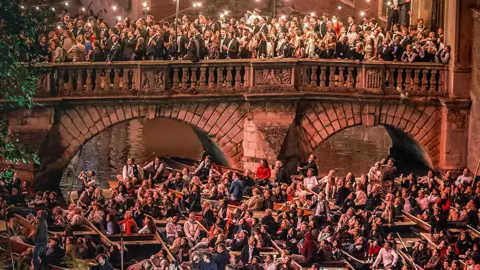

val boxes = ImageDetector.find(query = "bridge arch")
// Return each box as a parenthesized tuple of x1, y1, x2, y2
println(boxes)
(299, 101, 441, 169)
(35, 102, 247, 189)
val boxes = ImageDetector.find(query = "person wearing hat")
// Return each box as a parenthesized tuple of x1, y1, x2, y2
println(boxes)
(44, 237, 66, 267)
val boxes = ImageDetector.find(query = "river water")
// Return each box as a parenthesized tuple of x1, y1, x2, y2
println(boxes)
(60, 119, 407, 200)
(59, 118, 204, 198)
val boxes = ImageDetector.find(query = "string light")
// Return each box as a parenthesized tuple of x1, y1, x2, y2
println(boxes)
(51, 7, 55, 11)
(112, 5, 117, 10)
(224, 10, 229, 15)
(35, 6, 40, 10)
(310, 12, 315, 16)
(65, 2, 69, 6)
(281, 15, 286, 19)
(367, 0, 371, 2)
(117, 16, 122, 21)
(338, 5, 342, 9)
(146, 7, 150, 10)
(220, 14, 224, 18)
(143, 2, 147, 7)
(360, 11, 365, 17)
(81, 7, 86, 11)
(20, 5, 25, 9)
(387, 1, 392, 5)
(57, 25, 61, 29)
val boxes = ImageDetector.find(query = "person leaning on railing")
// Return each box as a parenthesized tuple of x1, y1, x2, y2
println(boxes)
(27, 5, 451, 65)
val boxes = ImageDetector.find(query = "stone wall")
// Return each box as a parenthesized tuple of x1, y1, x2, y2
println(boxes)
(468, 9, 480, 172)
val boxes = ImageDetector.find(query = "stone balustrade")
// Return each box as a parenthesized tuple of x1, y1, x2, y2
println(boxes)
(33, 59, 448, 98)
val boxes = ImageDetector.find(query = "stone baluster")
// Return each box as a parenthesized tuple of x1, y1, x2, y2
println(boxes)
(421, 69, 429, 92)
(226, 66, 233, 88)
(413, 69, 421, 92)
(173, 68, 180, 88)
(199, 67, 207, 88)
(113, 69, 121, 90)
(302, 66, 310, 87)
(76, 70, 83, 94)
(429, 69, 437, 94)
(404, 69, 412, 91)
(338, 67, 345, 87)
(86, 69, 92, 93)
(388, 68, 395, 90)
(95, 68, 102, 93)
(328, 66, 336, 88)
(190, 67, 198, 89)
(354, 67, 361, 88)
(104, 68, 111, 92)
(67, 70, 74, 94)
(346, 67, 353, 88)
(217, 66, 224, 87)
(319, 66, 326, 88)
(234, 66, 242, 88)
(58, 70, 65, 94)
(122, 68, 130, 92)
(208, 67, 215, 89)
(181, 68, 189, 89)
(243, 66, 250, 88)
(438, 70, 445, 95)
(310, 66, 318, 87)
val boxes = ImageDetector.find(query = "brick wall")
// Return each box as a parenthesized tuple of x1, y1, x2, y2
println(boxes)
(468, 9, 480, 172)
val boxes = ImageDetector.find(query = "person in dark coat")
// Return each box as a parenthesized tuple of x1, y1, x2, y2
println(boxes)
(430, 207, 447, 236)
(44, 238, 65, 266)
(240, 237, 260, 265)
(184, 31, 199, 62)
(89, 40, 104, 62)
(106, 35, 122, 62)
(90, 254, 114, 270)
(199, 253, 218, 270)
(297, 154, 318, 177)
(122, 30, 136, 60)
(212, 244, 230, 270)
(275, 161, 291, 185)
(33, 210, 48, 267)
(335, 36, 350, 59)
(225, 31, 240, 59)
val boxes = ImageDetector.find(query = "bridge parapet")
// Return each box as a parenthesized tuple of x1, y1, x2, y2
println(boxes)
(34, 59, 448, 98)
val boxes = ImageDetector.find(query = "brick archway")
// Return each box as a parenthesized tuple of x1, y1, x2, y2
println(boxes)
(299, 102, 441, 168)
(35, 102, 247, 188)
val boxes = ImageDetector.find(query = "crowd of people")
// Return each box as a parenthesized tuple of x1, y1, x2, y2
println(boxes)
(25, 7, 450, 64)
(2, 152, 480, 270)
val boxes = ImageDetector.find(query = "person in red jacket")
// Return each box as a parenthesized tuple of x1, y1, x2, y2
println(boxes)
(118, 211, 138, 235)
(255, 159, 271, 187)
(291, 231, 317, 265)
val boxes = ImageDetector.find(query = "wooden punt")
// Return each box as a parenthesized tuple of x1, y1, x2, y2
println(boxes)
(402, 211, 431, 232)
(6, 237, 71, 270)
(12, 214, 95, 269)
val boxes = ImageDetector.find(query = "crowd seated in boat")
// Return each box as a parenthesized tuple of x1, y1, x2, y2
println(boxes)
(2, 155, 480, 270)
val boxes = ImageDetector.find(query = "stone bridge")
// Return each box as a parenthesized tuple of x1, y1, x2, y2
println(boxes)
(4, 59, 470, 189)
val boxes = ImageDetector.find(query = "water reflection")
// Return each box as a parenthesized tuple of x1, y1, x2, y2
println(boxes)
(314, 126, 393, 177)
(60, 118, 204, 200)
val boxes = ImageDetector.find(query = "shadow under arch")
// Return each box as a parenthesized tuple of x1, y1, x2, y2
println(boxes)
(34, 103, 246, 190)
(310, 124, 433, 176)
(298, 101, 441, 174)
